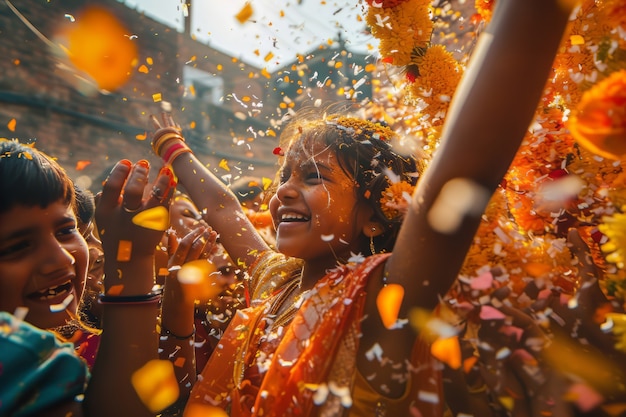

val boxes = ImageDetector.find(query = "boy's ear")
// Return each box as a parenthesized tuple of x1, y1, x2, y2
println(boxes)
(363, 221, 384, 237)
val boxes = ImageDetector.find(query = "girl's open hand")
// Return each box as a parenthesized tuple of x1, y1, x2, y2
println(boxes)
(95, 160, 175, 295)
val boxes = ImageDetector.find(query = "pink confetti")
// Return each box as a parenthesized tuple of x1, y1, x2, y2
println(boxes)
(479, 305, 506, 320)
(470, 271, 493, 290)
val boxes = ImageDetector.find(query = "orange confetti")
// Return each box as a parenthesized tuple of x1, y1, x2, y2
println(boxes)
(7, 118, 16, 132)
(75, 160, 91, 171)
(177, 259, 221, 303)
(138, 64, 149, 74)
(131, 360, 179, 413)
(376, 283, 404, 329)
(131, 206, 169, 231)
(431, 336, 462, 369)
(146, 57, 154, 65)
(264, 52, 274, 62)
(60, 5, 138, 91)
(185, 403, 229, 417)
(116, 240, 132, 262)
(106, 284, 124, 296)
(173, 357, 186, 367)
(135, 132, 147, 141)
(235, 3, 253, 24)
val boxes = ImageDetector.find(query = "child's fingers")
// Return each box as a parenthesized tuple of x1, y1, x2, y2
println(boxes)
(98, 160, 132, 212)
(121, 160, 150, 212)
(147, 166, 176, 207)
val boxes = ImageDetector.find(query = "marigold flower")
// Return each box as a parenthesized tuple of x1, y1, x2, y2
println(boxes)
(380, 181, 415, 220)
(406, 45, 463, 126)
(366, 0, 433, 67)
(599, 211, 626, 269)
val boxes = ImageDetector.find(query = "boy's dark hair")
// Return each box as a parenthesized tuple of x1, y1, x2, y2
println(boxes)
(0, 139, 75, 213)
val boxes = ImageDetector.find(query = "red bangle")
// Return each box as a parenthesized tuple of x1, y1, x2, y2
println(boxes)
(162, 143, 189, 164)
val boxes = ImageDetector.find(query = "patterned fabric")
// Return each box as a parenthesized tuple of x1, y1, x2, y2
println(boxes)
(187, 251, 443, 417)
(0, 312, 89, 417)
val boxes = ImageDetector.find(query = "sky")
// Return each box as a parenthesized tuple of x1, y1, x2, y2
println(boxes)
(122, 0, 377, 72)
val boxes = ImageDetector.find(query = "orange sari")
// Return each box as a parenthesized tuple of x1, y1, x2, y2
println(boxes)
(186, 252, 443, 417)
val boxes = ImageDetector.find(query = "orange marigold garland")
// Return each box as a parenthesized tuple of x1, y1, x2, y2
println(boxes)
(405, 44, 463, 126)
(365, 0, 433, 67)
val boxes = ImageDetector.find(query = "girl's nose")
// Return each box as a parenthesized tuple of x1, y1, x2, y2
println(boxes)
(41, 239, 76, 275)
(275, 180, 299, 201)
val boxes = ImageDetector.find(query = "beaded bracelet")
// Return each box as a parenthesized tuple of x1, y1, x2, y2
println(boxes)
(98, 290, 162, 305)
(160, 324, 196, 340)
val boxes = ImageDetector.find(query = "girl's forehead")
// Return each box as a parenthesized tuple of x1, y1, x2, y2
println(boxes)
(284, 139, 334, 166)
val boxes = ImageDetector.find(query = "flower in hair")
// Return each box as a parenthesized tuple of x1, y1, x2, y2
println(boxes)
(327, 116, 395, 142)
(380, 180, 415, 220)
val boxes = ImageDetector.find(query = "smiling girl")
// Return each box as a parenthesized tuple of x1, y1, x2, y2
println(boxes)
(149, 1, 577, 415)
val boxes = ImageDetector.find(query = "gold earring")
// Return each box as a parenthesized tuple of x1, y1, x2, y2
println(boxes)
(370, 235, 376, 255)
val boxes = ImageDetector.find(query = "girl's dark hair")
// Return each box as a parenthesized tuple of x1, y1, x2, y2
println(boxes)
(276, 104, 426, 254)
(0, 139, 75, 213)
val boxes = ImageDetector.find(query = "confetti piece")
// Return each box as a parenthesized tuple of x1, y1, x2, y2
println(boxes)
(321, 234, 335, 242)
(177, 259, 220, 303)
(218, 159, 230, 171)
(75, 160, 91, 171)
(60, 5, 138, 91)
(107, 284, 124, 296)
(184, 404, 229, 417)
(131, 206, 169, 231)
(262, 177, 273, 190)
(469, 271, 493, 290)
(50, 293, 74, 312)
(264, 52, 274, 62)
(152, 93, 162, 102)
(273, 147, 284, 156)
(131, 359, 179, 413)
(479, 305, 506, 320)
(138, 64, 149, 74)
(428, 178, 490, 234)
(498, 396, 514, 411)
(418, 390, 440, 404)
(7, 118, 16, 132)
(570, 34, 585, 45)
(376, 283, 404, 329)
(235, 3, 253, 24)
(136, 132, 147, 141)
(117, 240, 132, 262)
(431, 335, 462, 369)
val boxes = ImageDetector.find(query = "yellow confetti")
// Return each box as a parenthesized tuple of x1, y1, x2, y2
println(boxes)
(262, 177, 273, 190)
(235, 3, 253, 24)
(131, 206, 169, 231)
(152, 93, 162, 102)
(218, 159, 230, 171)
(264, 51, 274, 62)
(7, 118, 16, 132)
(376, 283, 404, 329)
(260, 68, 271, 79)
(146, 57, 154, 65)
(131, 360, 179, 413)
(190, 121, 196, 129)
(138, 64, 149, 74)
(117, 240, 132, 262)
(570, 34, 585, 45)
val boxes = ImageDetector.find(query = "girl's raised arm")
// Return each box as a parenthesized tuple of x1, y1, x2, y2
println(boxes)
(150, 116, 270, 270)
(388, 0, 577, 312)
